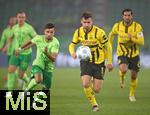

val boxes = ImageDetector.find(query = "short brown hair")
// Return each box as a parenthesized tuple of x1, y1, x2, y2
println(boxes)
(122, 9, 133, 15)
(44, 23, 55, 29)
(81, 11, 92, 19)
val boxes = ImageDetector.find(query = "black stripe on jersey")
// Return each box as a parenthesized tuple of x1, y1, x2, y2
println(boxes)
(134, 22, 137, 32)
(91, 51, 95, 63)
(118, 23, 120, 31)
(133, 44, 136, 53)
(102, 35, 107, 40)
(96, 48, 99, 61)
(84, 33, 88, 40)
(125, 26, 128, 33)
(101, 39, 108, 44)
(95, 28, 98, 38)
(119, 43, 125, 56)
(130, 45, 133, 58)
(72, 41, 79, 44)
(78, 28, 80, 37)
(98, 46, 102, 50)
(123, 45, 129, 57)
(88, 44, 99, 48)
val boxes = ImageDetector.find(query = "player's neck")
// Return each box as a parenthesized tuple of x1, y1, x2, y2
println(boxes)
(84, 26, 93, 33)
(19, 23, 25, 27)
(123, 21, 132, 26)
(8, 25, 13, 29)
(45, 37, 53, 42)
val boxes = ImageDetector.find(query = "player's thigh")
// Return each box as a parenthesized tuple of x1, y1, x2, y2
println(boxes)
(31, 65, 43, 83)
(118, 56, 128, 72)
(80, 60, 92, 77)
(81, 75, 91, 88)
(129, 55, 140, 72)
(8, 55, 19, 73)
(130, 70, 138, 80)
(19, 54, 31, 72)
(93, 79, 103, 93)
(42, 71, 53, 89)
(92, 62, 105, 80)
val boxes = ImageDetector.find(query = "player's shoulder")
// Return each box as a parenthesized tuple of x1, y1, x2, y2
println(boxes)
(2, 27, 9, 33)
(12, 24, 18, 29)
(24, 22, 34, 28)
(113, 21, 122, 28)
(74, 26, 83, 33)
(52, 36, 60, 44)
(33, 35, 43, 40)
(133, 21, 143, 27)
(93, 25, 106, 34)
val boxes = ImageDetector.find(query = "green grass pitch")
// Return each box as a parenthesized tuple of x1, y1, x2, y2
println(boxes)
(0, 67, 150, 115)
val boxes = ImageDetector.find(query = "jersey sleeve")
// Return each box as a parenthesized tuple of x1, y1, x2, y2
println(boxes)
(97, 29, 108, 45)
(98, 29, 112, 64)
(51, 40, 60, 53)
(69, 29, 80, 55)
(131, 23, 144, 46)
(31, 35, 40, 44)
(108, 23, 119, 44)
(0, 30, 6, 48)
(28, 26, 37, 38)
(72, 29, 80, 44)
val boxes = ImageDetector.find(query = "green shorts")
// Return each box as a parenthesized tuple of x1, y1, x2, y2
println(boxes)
(118, 55, 140, 72)
(7, 55, 11, 64)
(9, 53, 31, 72)
(80, 60, 105, 80)
(31, 65, 53, 89)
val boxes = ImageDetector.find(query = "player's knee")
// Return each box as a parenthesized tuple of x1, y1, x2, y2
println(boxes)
(35, 77, 42, 83)
(120, 68, 127, 74)
(131, 71, 137, 80)
(82, 83, 90, 88)
(8, 66, 16, 73)
(120, 64, 128, 73)
(34, 73, 43, 83)
(93, 87, 101, 93)
(93, 89, 100, 93)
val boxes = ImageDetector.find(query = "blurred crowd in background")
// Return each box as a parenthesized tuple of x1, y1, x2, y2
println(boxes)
(0, 0, 150, 67)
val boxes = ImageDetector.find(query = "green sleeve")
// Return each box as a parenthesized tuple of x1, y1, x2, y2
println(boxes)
(0, 30, 6, 49)
(29, 26, 37, 38)
(51, 41, 60, 53)
(31, 36, 40, 44)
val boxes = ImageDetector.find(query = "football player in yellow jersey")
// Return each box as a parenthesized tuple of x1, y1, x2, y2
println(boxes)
(69, 11, 113, 112)
(108, 9, 144, 102)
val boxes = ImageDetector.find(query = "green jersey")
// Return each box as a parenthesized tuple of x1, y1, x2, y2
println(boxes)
(12, 22, 36, 55)
(0, 27, 17, 55)
(31, 35, 60, 72)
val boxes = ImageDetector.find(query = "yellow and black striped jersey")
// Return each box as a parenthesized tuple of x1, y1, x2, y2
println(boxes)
(69, 25, 112, 64)
(108, 21, 144, 58)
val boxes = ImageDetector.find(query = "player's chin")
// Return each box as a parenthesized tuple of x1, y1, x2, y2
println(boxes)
(47, 37, 52, 40)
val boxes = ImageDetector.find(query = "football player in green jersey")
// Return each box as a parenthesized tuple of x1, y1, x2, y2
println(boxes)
(16, 23, 59, 95)
(4, 12, 37, 94)
(0, 16, 20, 88)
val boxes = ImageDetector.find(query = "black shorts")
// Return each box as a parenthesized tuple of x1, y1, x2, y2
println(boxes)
(80, 60, 105, 80)
(118, 55, 140, 72)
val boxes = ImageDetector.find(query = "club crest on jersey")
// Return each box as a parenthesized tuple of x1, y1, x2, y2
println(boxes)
(137, 32, 144, 38)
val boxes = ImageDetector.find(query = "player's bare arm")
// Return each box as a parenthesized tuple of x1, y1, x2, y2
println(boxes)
(15, 40, 35, 56)
(44, 47, 58, 62)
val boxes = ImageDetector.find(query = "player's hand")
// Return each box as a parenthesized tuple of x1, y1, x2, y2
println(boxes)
(1, 47, 7, 54)
(127, 33, 133, 42)
(44, 47, 48, 55)
(107, 64, 113, 72)
(15, 48, 21, 57)
(71, 53, 77, 59)
(127, 33, 132, 39)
